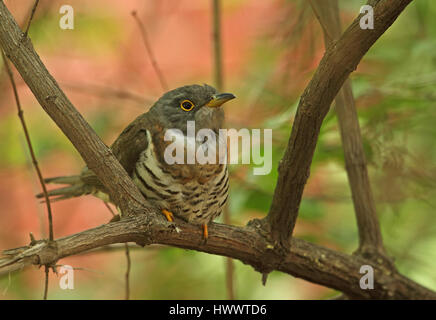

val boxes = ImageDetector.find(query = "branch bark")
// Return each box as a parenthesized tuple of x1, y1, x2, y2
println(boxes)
(309, 0, 388, 261)
(266, 0, 413, 252)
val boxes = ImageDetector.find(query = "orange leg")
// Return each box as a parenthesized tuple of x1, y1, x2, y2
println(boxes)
(162, 209, 174, 222)
(202, 224, 208, 240)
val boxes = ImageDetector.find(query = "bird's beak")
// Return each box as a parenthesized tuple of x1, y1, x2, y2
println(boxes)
(205, 93, 236, 108)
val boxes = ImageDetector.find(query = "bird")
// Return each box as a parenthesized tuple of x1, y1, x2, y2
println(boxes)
(37, 84, 235, 240)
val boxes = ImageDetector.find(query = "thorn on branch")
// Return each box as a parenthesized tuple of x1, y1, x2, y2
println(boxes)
(262, 273, 268, 286)
(29, 232, 36, 246)
(109, 214, 121, 223)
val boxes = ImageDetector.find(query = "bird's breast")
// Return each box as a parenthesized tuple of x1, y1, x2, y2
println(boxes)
(131, 130, 229, 224)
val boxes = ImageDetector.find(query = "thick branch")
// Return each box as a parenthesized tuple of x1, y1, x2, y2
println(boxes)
(267, 0, 413, 250)
(0, 0, 149, 216)
(310, 0, 388, 260)
(1, 216, 434, 299)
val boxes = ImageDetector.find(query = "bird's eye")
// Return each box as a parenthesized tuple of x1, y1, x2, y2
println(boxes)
(180, 99, 195, 111)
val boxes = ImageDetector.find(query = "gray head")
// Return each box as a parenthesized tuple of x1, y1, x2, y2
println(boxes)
(149, 84, 235, 134)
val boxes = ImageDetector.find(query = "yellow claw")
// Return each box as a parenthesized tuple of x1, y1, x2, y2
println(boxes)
(162, 209, 174, 222)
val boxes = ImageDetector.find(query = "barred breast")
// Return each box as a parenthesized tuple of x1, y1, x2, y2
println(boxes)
(131, 130, 229, 225)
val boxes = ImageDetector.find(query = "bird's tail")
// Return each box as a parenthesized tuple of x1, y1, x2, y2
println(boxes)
(36, 174, 93, 202)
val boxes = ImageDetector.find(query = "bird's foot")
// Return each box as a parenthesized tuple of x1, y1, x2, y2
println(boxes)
(202, 224, 208, 244)
(162, 209, 174, 222)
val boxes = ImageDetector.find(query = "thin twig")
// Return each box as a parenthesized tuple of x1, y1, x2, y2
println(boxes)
(2, 46, 53, 300)
(212, 0, 235, 300)
(24, 0, 39, 37)
(124, 243, 131, 300)
(212, 0, 223, 90)
(308, 0, 334, 43)
(43, 265, 49, 300)
(20, 138, 47, 238)
(1, 271, 12, 295)
(54, 264, 104, 275)
(102, 201, 131, 300)
(103, 201, 116, 217)
(61, 81, 153, 107)
(131, 11, 168, 92)
(1, 51, 54, 242)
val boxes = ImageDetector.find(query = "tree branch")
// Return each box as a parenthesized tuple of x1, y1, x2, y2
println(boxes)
(1, 216, 435, 299)
(0, 0, 150, 216)
(266, 0, 413, 252)
(309, 0, 388, 262)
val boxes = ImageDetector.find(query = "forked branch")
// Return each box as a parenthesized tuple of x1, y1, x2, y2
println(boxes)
(309, 0, 389, 262)
(266, 0, 413, 253)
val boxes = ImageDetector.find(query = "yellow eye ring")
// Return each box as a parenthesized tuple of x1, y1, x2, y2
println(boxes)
(180, 99, 195, 111)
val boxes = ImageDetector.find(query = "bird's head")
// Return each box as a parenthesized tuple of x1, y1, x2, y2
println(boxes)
(150, 84, 235, 134)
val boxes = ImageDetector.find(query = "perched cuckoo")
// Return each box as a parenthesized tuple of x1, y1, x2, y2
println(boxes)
(37, 84, 235, 239)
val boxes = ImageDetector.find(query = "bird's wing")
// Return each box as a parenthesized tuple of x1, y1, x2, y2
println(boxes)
(38, 112, 157, 201)
(81, 111, 157, 184)
(110, 111, 156, 176)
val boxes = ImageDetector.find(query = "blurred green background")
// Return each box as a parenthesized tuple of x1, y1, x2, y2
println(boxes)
(0, 0, 435, 299)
